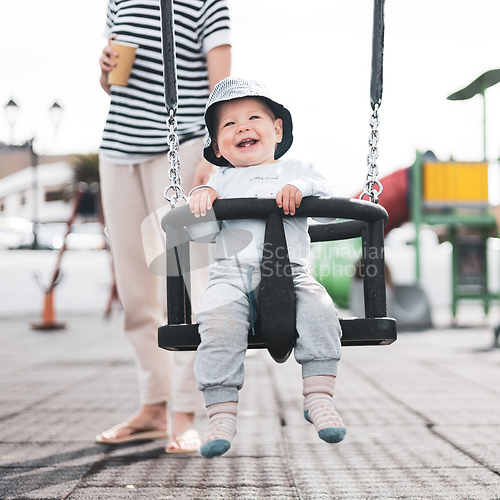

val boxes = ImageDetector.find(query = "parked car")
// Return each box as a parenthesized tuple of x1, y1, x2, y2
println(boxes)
(0, 216, 35, 250)
(66, 222, 107, 250)
(36, 222, 106, 250)
(36, 222, 66, 250)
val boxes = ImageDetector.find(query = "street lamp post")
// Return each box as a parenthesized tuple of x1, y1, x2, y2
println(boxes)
(4, 99, 18, 144)
(3, 99, 63, 249)
(29, 138, 39, 249)
(49, 102, 63, 135)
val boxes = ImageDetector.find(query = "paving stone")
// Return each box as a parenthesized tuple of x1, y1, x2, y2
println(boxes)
(0, 400, 32, 420)
(433, 424, 500, 474)
(89, 454, 293, 488)
(290, 467, 500, 500)
(0, 442, 106, 468)
(68, 485, 299, 499)
(0, 465, 92, 500)
(285, 427, 482, 471)
(0, 409, 132, 442)
(2, 311, 500, 499)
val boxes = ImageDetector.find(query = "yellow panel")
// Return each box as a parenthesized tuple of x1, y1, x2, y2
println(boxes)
(457, 164, 468, 201)
(423, 163, 434, 200)
(450, 163, 460, 201)
(423, 161, 488, 204)
(480, 163, 489, 199)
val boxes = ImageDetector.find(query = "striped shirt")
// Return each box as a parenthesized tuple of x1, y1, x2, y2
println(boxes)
(100, 0, 231, 161)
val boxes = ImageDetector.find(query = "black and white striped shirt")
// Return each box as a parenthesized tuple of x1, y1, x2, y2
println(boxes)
(100, 0, 230, 162)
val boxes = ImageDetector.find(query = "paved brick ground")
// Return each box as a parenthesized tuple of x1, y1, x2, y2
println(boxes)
(1, 311, 500, 499)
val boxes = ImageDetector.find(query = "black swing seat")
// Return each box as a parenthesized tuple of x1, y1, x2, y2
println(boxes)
(158, 197, 397, 363)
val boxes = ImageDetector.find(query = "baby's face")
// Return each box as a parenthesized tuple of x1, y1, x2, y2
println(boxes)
(212, 97, 283, 168)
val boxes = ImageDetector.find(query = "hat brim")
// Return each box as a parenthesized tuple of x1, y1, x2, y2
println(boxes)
(203, 96, 293, 167)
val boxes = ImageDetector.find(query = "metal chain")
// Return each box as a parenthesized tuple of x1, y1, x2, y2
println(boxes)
(164, 108, 187, 208)
(360, 103, 383, 203)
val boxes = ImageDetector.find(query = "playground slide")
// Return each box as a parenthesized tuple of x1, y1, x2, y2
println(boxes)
(310, 166, 433, 330)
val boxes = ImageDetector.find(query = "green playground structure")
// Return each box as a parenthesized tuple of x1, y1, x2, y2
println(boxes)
(310, 238, 362, 310)
(312, 69, 500, 327)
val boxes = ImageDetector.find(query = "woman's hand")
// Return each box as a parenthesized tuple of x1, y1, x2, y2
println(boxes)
(99, 34, 117, 94)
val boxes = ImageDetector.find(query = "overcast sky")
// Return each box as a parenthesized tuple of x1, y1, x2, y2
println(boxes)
(1, 0, 500, 195)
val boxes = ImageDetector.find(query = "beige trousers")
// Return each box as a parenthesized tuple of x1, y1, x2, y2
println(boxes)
(99, 138, 208, 412)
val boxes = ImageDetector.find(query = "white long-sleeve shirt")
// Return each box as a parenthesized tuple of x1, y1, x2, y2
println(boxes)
(188, 158, 337, 267)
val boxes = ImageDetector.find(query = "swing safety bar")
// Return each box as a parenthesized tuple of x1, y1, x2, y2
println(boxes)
(158, 197, 397, 359)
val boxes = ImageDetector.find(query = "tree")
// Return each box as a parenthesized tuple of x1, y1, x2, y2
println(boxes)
(67, 153, 102, 219)
(72, 153, 100, 184)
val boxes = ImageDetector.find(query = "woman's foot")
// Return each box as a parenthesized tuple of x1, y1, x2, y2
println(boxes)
(166, 429, 201, 454)
(96, 402, 170, 444)
(165, 412, 201, 454)
(172, 411, 195, 437)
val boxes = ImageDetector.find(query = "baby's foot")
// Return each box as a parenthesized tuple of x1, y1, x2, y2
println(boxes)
(303, 376, 346, 444)
(304, 392, 346, 443)
(200, 402, 237, 458)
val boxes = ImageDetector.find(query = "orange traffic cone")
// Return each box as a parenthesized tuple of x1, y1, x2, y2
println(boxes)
(31, 186, 86, 331)
(31, 288, 66, 330)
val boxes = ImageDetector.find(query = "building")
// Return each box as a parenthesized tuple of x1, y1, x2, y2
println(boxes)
(0, 145, 78, 223)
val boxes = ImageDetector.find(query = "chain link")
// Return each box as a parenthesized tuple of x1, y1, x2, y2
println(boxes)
(164, 108, 187, 208)
(360, 103, 383, 203)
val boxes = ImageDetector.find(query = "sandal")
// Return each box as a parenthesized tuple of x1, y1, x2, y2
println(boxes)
(165, 429, 201, 454)
(96, 423, 170, 444)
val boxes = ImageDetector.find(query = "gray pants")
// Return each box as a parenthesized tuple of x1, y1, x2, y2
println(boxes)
(194, 260, 342, 407)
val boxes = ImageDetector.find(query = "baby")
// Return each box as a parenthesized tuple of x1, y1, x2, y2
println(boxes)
(188, 77, 346, 458)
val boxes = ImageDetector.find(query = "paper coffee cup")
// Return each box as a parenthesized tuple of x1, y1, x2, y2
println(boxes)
(107, 41, 139, 87)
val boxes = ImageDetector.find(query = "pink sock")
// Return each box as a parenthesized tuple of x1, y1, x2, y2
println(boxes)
(200, 402, 237, 458)
(303, 376, 346, 443)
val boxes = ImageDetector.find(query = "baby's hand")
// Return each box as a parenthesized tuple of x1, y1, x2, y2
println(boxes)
(189, 187, 220, 218)
(276, 184, 303, 216)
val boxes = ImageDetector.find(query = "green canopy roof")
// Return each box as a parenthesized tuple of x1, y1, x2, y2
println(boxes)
(447, 69, 500, 100)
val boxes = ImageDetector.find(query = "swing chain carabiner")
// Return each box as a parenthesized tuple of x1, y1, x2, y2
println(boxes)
(164, 108, 187, 208)
(360, 103, 383, 203)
